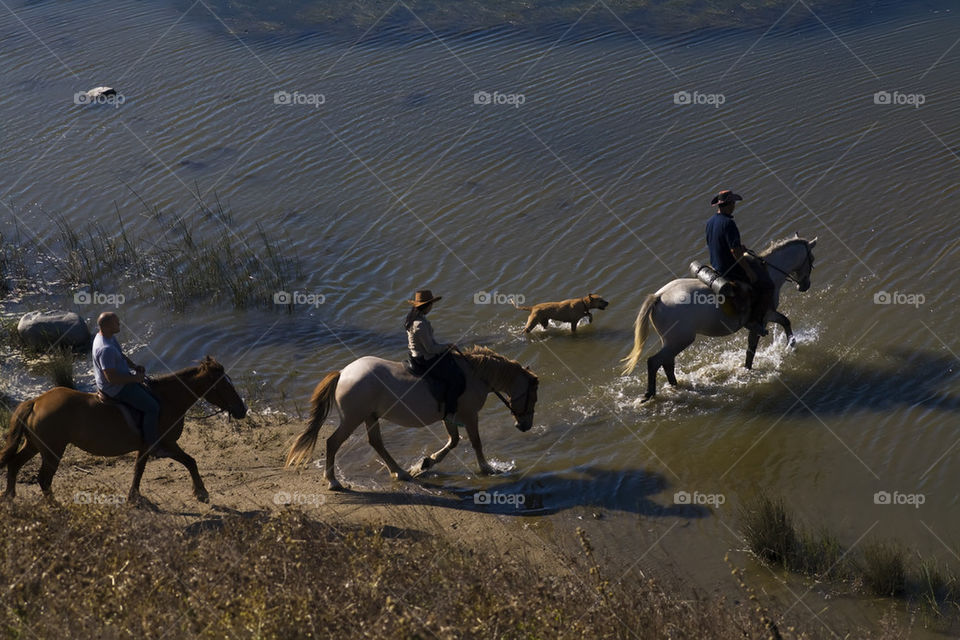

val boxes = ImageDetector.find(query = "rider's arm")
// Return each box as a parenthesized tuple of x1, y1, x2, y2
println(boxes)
(103, 367, 144, 385)
(411, 320, 449, 357)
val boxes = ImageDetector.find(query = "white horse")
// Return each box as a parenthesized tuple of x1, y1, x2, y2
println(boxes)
(286, 346, 539, 490)
(622, 235, 817, 401)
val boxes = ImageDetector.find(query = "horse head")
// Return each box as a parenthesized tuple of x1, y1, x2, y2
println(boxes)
(196, 355, 248, 419)
(765, 234, 817, 292)
(509, 367, 539, 432)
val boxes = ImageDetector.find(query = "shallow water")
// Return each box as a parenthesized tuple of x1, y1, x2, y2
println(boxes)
(1, 0, 959, 630)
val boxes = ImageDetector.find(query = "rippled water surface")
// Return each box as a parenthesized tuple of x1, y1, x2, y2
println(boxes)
(2, 1, 959, 625)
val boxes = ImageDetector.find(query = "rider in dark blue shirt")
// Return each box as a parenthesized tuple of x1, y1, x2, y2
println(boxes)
(705, 190, 773, 336)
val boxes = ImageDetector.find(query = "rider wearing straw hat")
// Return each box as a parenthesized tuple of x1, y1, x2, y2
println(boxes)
(404, 290, 466, 428)
(705, 190, 774, 336)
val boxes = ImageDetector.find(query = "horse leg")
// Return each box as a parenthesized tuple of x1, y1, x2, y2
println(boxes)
(415, 418, 459, 475)
(641, 351, 663, 402)
(768, 310, 794, 347)
(744, 331, 761, 369)
(463, 415, 495, 475)
(662, 337, 693, 388)
(325, 419, 361, 491)
(164, 442, 209, 503)
(128, 450, 149, 505)
(364, 418, 412, 482)
(663, 359, 678, 387)
(36, 444, 65, 500)
(4, 441, 38, 499)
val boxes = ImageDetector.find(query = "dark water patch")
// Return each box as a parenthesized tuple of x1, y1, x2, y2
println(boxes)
(164, 0, 906, 42)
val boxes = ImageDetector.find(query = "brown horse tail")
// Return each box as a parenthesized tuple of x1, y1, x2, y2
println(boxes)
(285, 372, 340, 468)
(0, 399, 34, 468)
(621, 294, 659, 376)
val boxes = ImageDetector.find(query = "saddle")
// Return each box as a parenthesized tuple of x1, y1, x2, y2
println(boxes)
(96, 390, 142, 433)
(404, 357, 446, 413)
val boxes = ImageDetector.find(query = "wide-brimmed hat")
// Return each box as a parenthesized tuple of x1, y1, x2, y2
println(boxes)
(407, 289, 442, 308)
(711, 190, 743, 206)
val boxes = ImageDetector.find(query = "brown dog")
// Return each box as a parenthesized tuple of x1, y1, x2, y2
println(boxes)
(515, 294, 609, 333)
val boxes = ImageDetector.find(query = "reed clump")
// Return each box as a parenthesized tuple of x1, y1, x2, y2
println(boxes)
(740, 493, 960, 622)
(50, 192, 301, 312)
(28, 346, 76, 389)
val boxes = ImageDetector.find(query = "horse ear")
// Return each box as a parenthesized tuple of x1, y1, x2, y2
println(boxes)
(794, 231, 800, 238)
(809, 237, 817, 248)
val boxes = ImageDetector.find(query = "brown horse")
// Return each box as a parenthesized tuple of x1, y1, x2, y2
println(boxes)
(1, 356, 247, 504)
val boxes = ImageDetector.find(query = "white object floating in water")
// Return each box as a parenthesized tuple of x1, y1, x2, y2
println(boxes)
(85, 86, 116, 99)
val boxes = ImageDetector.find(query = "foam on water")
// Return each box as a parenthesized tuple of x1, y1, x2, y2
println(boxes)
(606, 323, 822, 418)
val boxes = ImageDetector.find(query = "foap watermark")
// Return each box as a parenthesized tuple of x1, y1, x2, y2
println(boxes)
(873, 290, 924, 308)
(673, 90, 725, 108)
(74, 88, 125, 108)
(273, 490, 325, 507)
(73, 491, 126, 506)
(473, 290, 525, 306)
(274, 90, 325, 108)
(676, 290, 724, 308)
(673, 490, 726, 507)
(473, 490, 525, 508)
(74, 289, 125, 307)
(874, 490, 925, 509)
(473, 90, 525, 108)
(873, 90, 925, 108)
(273, 290, 326, 308)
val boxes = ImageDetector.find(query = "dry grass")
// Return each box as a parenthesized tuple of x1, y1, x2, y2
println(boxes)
(0, 500, 868, 640)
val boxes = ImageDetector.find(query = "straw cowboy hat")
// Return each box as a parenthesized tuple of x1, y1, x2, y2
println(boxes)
(711, 190, 743, 206)
(407, 289, 443, 308)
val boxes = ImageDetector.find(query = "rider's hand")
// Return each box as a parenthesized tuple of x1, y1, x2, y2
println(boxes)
(134, 370, 146, 383)
(134, 365, 145, 375)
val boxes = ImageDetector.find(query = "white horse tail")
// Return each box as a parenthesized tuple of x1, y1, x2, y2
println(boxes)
(621, 294, 659, 375)
(285, 371, 340, 467)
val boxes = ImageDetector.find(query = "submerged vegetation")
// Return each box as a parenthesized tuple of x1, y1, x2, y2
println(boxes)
(45, 190, 302, 312)
(740, 494, 960, 623)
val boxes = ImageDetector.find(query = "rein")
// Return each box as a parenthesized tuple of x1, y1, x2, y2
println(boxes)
(748, 245, 811, 285)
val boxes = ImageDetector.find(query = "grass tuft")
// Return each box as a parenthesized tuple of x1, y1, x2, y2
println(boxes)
(861, 541, 907, 597)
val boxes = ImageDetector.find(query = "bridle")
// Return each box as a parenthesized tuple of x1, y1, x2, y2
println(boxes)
(454, 347, 536, 421)
(749, 242, 814, 286)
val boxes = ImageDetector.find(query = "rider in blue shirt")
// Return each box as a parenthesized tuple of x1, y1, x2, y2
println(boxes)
(705, 190, 773, 336)
(92, 312, 170, 457)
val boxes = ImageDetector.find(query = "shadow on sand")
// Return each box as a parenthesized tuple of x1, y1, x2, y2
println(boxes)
(335, 465, 709, 519)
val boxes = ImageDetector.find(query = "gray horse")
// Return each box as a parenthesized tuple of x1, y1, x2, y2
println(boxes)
(286, 346, 538, 490)
(622, 235, 817, 401)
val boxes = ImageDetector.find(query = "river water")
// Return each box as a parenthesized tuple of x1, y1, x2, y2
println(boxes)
(1, 0, 959, 633)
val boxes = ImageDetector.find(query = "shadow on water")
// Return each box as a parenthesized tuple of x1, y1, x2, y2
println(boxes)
(338, 465, 709, 519)
(748, 346, 960, 417)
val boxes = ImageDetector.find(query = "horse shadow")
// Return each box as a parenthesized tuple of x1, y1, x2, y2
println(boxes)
(752, 346, 960, 417)
(336, 465, 710, 519)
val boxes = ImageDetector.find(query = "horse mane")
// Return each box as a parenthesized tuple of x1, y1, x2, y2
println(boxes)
(151, 355, 222, 383)
(459, 346, 536, 389)
(760, 236, 808, 258)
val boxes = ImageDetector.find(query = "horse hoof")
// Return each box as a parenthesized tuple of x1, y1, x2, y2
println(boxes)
(788, 338, 797, 349)
(196, 492, 209, 504)
(479, 466, 497, 476)
(640, 394, 655, 404)
(327, 480, 346, 492)
(392, 471, 413, 482)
